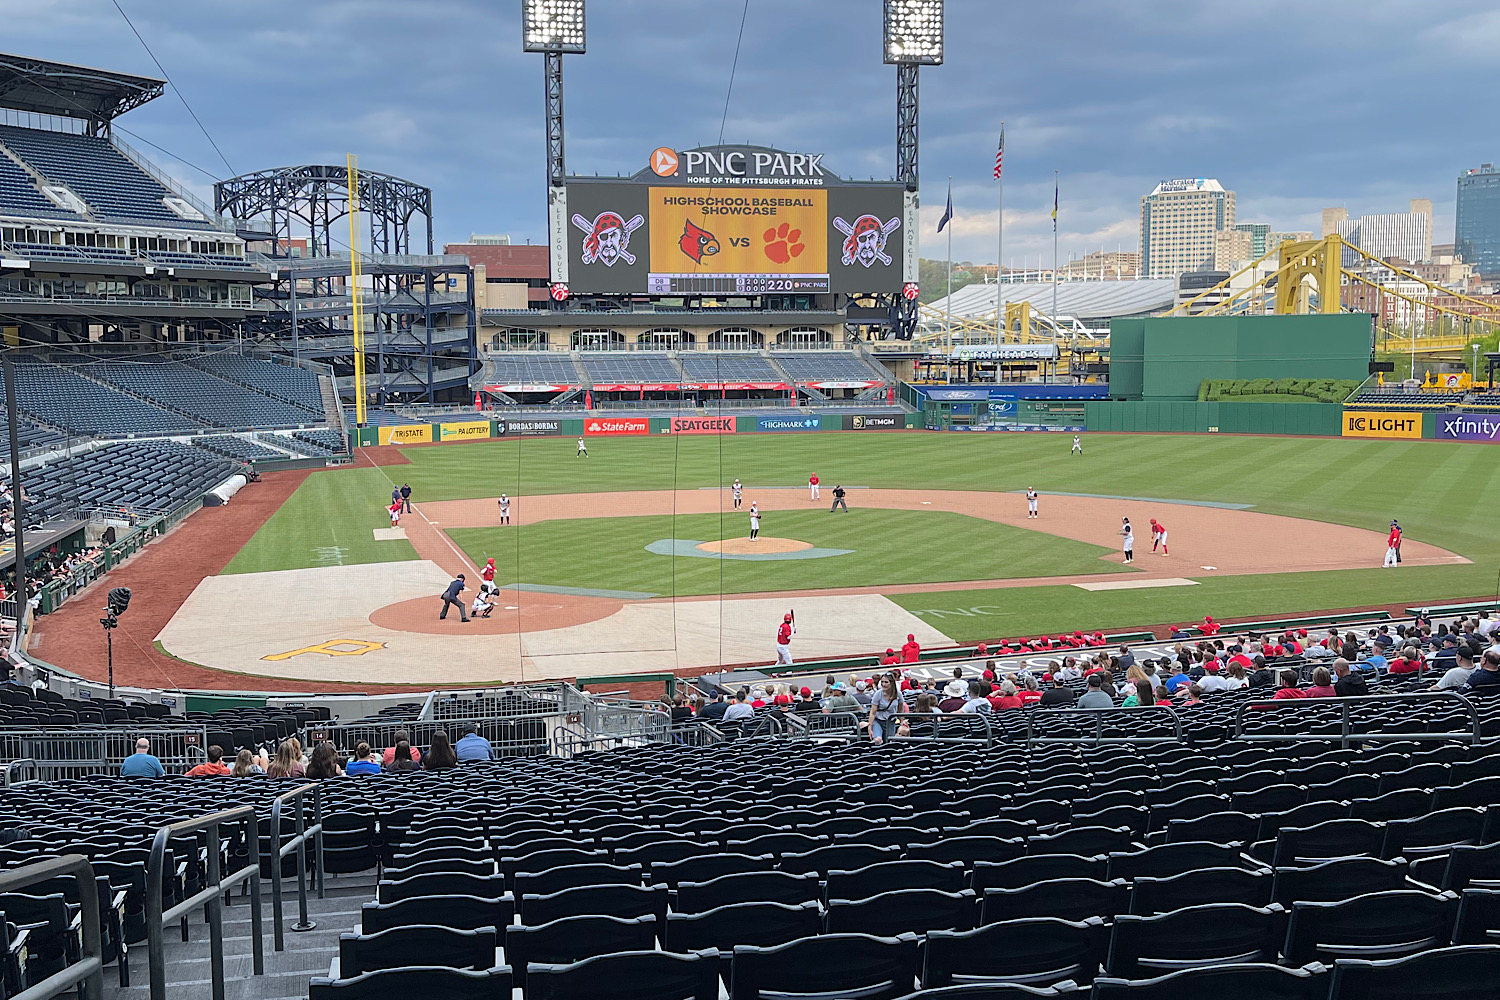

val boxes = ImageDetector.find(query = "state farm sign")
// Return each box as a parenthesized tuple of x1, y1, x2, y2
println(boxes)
(584, 418, 648, 436)
(670, 416, 735, 434)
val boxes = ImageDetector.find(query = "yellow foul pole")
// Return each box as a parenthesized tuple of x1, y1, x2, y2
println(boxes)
(346, 154, 366, 427)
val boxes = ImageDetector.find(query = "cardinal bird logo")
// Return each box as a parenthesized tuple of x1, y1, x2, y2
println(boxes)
(679, 219, 720, 263)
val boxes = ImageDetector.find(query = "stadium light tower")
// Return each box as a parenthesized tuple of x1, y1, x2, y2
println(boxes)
(883, 0, 943, 192)
(522, 0, 585, 189)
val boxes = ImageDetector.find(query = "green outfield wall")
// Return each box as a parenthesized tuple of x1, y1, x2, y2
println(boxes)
(1085, 400, 1343, 436)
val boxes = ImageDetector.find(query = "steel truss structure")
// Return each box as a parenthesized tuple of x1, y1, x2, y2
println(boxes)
(214, 165, 476, 404)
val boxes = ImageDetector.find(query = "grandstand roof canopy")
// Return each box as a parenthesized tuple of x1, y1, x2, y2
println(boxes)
(0, 52, 164, 123)
(927, 279, 1175, 322)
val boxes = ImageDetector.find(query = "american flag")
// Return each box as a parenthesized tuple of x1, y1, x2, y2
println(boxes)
(993, 129, 1005, 179)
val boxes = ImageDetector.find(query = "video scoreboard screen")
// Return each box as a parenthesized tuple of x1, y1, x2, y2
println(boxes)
(552, 144, 916, 297)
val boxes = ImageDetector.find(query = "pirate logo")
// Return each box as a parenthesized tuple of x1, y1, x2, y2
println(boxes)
(833, 213, 902, 267)
(572, 210, 645, 266)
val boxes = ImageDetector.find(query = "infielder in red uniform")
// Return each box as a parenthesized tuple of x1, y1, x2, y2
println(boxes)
(808, 474, 820, 501)
(775, 613, 794, 664)
(1149, 518, 1168, 555)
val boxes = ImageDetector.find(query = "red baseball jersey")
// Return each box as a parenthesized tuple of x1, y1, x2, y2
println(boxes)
(777, 622, 792, 644)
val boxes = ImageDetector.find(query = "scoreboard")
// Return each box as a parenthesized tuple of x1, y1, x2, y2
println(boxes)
(552, 144, 916, 297)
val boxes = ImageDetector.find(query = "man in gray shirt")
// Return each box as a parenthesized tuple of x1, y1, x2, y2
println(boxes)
(822, 683, 861, 714)
(1077, 673, 1116, 709)
(722, 690, 755, 722)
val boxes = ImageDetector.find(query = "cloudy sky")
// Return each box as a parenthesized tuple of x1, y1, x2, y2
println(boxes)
(3, 0, 1494, 266)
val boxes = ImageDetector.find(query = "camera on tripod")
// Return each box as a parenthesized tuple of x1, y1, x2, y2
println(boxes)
(100, 587, 130, 628)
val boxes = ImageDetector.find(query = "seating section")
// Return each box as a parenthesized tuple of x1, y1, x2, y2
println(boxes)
(185, 355, 325, 411)
(678, 354, 782, 382)
(484, 355, 582, 388)
(194, 434, 286, 462)
(12, 362, 202, 435)
(772, 351, 886, 383)
(81, 360, 322, 429)
(1347, 390, 1456, 409)
(289, 428, 348, 455)
(0, 125, 209, 227)
(0, 406, 66, 461)
(24, 440, 235, 518)
(0, 151, 68, 218)
(579, 354, 682, 385)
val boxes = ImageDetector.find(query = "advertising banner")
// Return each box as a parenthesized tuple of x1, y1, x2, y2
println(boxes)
(648, 187, 829, 277)
(1434, 411, 1500, 442)
(671, 416, 736, 434)
(584, 417, 649, 436)
(378, 424, 433, 445)
(842, 414, 903, 430)
(1341, 410, 1422, 439)
(439, 421, 491, 442)
(757, 416, 823, 432)
(496, 419, 565, 437)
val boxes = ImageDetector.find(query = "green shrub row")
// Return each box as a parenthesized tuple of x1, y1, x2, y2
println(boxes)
(1197, 378, 1361, 403)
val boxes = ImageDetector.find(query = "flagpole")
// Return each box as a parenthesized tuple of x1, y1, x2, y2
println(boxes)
(996, 123, 1004, 347)
(945, 176, 953, 366)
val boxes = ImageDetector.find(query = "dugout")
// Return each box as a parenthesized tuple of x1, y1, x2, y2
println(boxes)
(1108, 314, 1371, 401)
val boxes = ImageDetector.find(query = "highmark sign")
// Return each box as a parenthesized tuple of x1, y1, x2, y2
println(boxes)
(1341, 410, 1422, 439)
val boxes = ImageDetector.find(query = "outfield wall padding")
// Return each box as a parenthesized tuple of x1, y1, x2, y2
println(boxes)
(1085, 401, 1343, 436)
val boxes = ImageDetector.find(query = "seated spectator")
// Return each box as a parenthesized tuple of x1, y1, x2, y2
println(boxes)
(901, 633, 921, 662)
(1018, 675, 1043, 705)
(1433, 647, 1476, 691)
(382, 731, 422, 765)
(455, 723, 494, 761)
(897, 692, 939, 737)
(771, 684, 794, 708)
(267, 740, 306, 779)
(988, 680, 1023, 711)
(1270, 669, 1308, 701)
(1039, 674, 1075, 707)
(1305, 666, 1337, 698)
(1248, 656, 1276, 688)
(699, 692, 729, 721)
(1120, 679, 1158, 708)
(1333, 657, 1369, 697)
(1223, 662, 1250, 689)
(386, 740, 420, 772)
(1163, 661, 1192, 693)
(1463, 649, 1500, 692)
(1387, 646, 1424, 674)
(851, 679, 873, 707)
(1197, 661, 1233, 693)
(424, 732, 457, 770)
(722, 690, 755, 722)
(1077, 672, 1114, 709)
(306, 742, 344, 778)
(1372, 625, 1396, 650)
(185, 745, 231, 777)
(1477, 611, 1498, 639)
(121, 738, 165, 778)
(942, 667, 967, 700)
(1055, 657, 1082, 682)
(1180, 683, 1205, 707)
(1117, 644, 1136, 669)
(793, 687, 821, 715)
(231, 748, 267, 777)
(749, 687, 768, 709)
(1361, 647, 1388, 672)
(880, 648, 900, 666)
(959, 680, 993, 713)
(343, 742, 381, 776)
(1201, 615, 1221, 636)
(823, 682, 861, 714)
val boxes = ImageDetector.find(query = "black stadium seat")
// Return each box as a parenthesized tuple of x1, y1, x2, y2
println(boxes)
(307, 966, 512, 1000)
(1324, 944, 1500, 1000)
(1090, 963, 1329, 1000)
(729, 933, 920, 1000)
(922, 917, 1107, 988)
(527, 949, 720, 1000)
(504, 914, 656, 988)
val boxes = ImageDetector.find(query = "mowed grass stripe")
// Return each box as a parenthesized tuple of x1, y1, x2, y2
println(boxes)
(446, 508, 1127, 597)
(223, 466, 417, 574)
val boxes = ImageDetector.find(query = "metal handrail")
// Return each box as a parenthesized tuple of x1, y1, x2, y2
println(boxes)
(0, 854, 105, 1000)
(2, 757, 38, 786)
(1025, 704, 1184, 745)
(1231, 690, 1482, 747)
(146, 805, 263, 1000)
(268, 781, 324, 951)
(888, 710, 997, 747)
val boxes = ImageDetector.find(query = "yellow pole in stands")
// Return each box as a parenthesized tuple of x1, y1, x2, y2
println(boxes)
(346, 154, 366, 427)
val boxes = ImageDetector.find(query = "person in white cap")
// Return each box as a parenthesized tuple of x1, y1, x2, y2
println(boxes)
(1120, 517, 1135, 564)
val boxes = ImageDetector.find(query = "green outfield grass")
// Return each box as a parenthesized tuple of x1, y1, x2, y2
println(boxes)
(226, 432, 1500, 633)
(446, 508, 1128, 597)
(223, 466, 417, 574)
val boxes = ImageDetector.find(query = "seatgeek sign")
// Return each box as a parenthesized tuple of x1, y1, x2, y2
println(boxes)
(1435, 412, 1500, 442)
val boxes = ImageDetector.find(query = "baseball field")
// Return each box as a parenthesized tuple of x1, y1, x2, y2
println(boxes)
(141, 430, 1498, 685)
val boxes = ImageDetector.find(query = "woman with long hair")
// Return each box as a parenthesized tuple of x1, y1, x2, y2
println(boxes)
(230, 749, 264, 777)
(386, 741, 420, 772)
(266, 740, 304, 778)
(424, 732, 457, 770)
(305, 742, 343, 778)
(868, 671, 903, 742)
(1121, 679, 1156, 708)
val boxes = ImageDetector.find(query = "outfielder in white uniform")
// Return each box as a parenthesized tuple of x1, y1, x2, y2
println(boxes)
(1026, 488, 1039, 519)
(1072, 435, 1083, 455)
(732, 479, 743, 510)
(576, 436, 587, 457)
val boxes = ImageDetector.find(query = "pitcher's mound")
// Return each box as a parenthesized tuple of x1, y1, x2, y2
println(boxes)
(697, 537, 813, 555)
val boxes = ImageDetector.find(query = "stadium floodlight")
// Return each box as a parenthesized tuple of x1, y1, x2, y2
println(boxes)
(523, 0, 587, 53)
(883, 0, 944, 65)
(882, 0, 942, 64)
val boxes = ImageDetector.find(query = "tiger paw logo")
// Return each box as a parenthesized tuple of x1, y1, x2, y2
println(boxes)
(762, 222, 805, 264)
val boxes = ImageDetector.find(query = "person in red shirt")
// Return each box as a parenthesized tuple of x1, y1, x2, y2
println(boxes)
(1150, 518, 1168, 555)
(901, 634, 921, 663)
(185, 745, 232, 777)
(1200, 615, 1220, 635)
(880, 648, 900, 666)
(1304, 666, 1337, 698)
(480, 557, 496, 593)
(975, 642, 988, 657)
(1018, 678, 1043, 705)
(1270, 670, 1309, 701)
(387, 501, 402, 527)
(1227, 648, 1255, 671)
(808, 473, 820, 501)
(988, 681, 1024, 710)
(1387, 646, 1424, 674)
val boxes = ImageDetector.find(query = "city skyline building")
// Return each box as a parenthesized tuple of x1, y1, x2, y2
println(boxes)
(1457, 163, 1500, 276)
(1139, 178, 1235, 278)
(1324, 199, 1433, 265)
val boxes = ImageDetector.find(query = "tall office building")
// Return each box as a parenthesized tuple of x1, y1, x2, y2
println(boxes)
(1233, 223, 1269, 257)
(1457, 164, 1500, 275)
(1328, 199, 1433, 264)
(1139, 179, 1236, 278)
